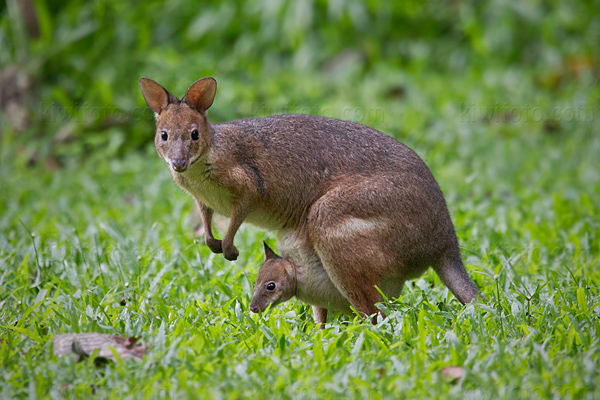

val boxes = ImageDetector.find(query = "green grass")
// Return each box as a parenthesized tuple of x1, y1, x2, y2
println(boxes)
(1, 63, 599, 398)
(1, 1, 600, 398)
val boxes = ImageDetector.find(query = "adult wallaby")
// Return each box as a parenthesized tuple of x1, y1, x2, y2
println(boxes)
(139, 77, 483, 323)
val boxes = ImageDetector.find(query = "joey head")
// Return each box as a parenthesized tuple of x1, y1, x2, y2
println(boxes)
(249, 242, 297, 314)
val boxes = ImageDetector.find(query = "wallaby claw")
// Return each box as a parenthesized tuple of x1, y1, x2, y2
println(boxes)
(205, 238, 223, 254)
(223, 245, 239, 261)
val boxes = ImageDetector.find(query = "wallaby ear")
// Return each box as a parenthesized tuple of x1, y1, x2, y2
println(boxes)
(185, 77, 217, 114)
(139, 77, 172, 115)
(263, 241, 280, 261)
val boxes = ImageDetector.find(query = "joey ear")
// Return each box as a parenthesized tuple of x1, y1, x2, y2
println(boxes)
(263, 242, 280, 261)
(139, 77, 173, 115)
(184, 77, 217, 114)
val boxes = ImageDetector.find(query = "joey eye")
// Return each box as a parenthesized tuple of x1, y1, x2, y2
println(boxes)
(266, 282, 276, 292)
(191, 129, 199, 141)
(161, 131, 168, 141)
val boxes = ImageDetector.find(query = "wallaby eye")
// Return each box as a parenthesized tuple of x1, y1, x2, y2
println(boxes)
(161, 131, 168, 141)
(191, 129, 199, 141)
(266, 282, 276, 292)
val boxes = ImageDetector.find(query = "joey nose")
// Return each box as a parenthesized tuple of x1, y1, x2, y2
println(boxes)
(171, 159, 188, 172)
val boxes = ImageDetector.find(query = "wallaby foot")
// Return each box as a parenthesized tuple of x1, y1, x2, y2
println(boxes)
(434, 254, 484, 304)
(312, 306, 328, 329)
(223, 243, 239, 261)
(205, 237, 223, 253)
(197, 202, 224, 254)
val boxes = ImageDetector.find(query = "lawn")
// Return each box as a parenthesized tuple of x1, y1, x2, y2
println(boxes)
(1, 1, 599, 399)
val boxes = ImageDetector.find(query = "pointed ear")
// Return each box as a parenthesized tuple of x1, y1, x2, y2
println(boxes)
(139, 77, 173, 114)
(185, 77, 217, 114)
(263, 241, 280, 261)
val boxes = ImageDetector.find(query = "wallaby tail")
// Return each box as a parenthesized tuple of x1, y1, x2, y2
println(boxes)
(434, 254, 484, 304)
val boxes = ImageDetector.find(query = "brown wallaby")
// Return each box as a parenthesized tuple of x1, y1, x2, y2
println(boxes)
(139, 76, 483, 323)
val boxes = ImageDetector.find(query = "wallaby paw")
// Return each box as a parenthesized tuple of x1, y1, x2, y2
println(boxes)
(206, 238, 223, 253)
(223, 245, 239, 261)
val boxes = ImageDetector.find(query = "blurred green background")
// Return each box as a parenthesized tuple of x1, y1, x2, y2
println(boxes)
(1, 1, 600, 398)
(1, 0, 598, 165)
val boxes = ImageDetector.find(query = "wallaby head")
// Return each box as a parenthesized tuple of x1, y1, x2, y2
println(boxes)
(139, 77, 217, 173)
(250, 243, 297, 313)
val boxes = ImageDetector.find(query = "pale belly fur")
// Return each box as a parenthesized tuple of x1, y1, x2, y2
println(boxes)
(173, 167, 284, 231)
(278, 230, 351, 313)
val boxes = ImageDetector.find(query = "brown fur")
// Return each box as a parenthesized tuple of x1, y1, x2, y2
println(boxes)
(139, 77, 484, 322)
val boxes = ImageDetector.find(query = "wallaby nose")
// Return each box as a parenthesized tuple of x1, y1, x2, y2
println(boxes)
(171, 159, 188, 172)
(250, 304, 260, 313)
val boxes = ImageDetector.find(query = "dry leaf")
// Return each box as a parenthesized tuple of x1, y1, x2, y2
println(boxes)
(54, 333, 148, 362)
(440, 366, 465, 383)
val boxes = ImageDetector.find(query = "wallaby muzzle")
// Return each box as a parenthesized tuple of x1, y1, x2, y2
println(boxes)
(249, 302, 260, 313)
(171, 159, 188, 172)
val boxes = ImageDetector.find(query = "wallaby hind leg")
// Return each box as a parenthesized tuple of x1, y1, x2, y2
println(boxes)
(312, 306, 328, 329)
(434, 254, 484, 303)
(325, 269, 383, 324)
(307, 183, 409, 324)
(308, 224, 386, 323)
